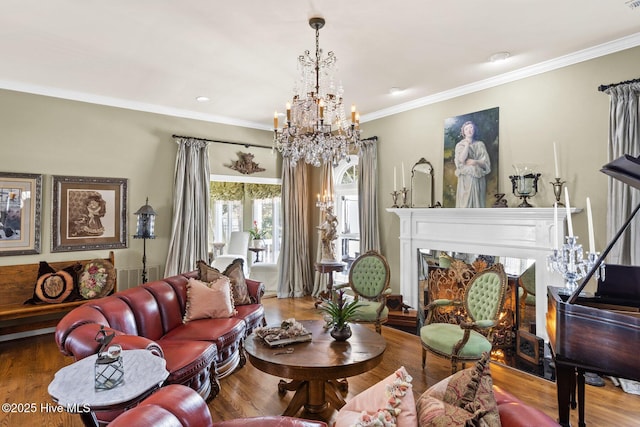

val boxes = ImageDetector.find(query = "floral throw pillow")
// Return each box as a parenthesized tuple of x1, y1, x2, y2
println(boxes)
(78, 259, 115, 299)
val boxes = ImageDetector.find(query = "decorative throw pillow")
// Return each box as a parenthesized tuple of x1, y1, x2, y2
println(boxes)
(222, 258, 252, 305)
(78, 259, 115, 299)
(196, 259, 226, 283)
(183, 277, 236, 323)
(24, 261, 81, 304)
(334, 366, 417, 427)
(416, 395, 478, 427)
(418, 353, 501, 427)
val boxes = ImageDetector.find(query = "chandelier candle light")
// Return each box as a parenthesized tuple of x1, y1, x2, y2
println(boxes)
(273, 17, 361, 167)
(547, 188, 602, 294)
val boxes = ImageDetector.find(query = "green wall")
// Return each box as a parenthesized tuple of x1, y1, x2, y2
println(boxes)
(1, 44, 639, 296)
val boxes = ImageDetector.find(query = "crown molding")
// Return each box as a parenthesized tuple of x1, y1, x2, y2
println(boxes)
(0, 80, 270, 130)
(361, 32, 640, 123)
(1, 32, 638, 129)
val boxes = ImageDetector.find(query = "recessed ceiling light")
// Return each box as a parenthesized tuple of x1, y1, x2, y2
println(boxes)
(196, 96, 210, 102)
(389, 87, 404, 95)
(488, 52, 511, 62)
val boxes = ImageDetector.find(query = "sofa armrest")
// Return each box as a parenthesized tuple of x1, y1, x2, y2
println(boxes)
(109, 384, 213, 427)
(112, 335, 163, 358)
(246, 278, 265, 304)
(62, 323, 162, 360)
(493, 385, 561, 427)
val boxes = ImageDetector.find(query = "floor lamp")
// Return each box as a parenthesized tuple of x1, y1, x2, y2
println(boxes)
(133, 198, 157, 283)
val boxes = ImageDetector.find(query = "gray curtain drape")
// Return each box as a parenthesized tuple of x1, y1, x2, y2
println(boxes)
(164, 137, 211, 276)
(605, 82, 640, 265)
(358, 137, 380, 252)
(312, 163, 335, 296)
(278, 157, 313, 297)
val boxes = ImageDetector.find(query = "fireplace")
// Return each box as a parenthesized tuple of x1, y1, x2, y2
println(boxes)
(388, 207, 574, 341)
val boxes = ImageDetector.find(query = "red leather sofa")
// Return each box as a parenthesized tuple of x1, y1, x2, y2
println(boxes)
(109, 384, 328, 427)
(55, 271, 266, 403)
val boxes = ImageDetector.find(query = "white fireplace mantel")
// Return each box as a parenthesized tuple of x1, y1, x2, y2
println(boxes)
(387, 207, 580, 341)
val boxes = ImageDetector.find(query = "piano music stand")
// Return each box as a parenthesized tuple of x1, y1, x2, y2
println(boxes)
(568, 155, 640, 304)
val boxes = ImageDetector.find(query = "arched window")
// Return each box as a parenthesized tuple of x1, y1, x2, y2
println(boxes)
(334, 155, 360, 279)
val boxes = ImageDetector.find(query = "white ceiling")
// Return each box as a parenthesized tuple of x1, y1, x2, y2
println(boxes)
(1, 0, 639, 130)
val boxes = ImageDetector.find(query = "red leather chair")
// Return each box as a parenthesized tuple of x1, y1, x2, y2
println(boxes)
(494, 385, 561, 427)
(109, 384, 328, 427)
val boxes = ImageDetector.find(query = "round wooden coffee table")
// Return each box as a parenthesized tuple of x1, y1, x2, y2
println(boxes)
(244, 319, 386, 419)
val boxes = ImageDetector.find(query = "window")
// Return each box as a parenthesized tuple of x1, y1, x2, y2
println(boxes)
(333, 155, 359, 282)
(209, 178, 281, 264)
(252, 196, 282, 262)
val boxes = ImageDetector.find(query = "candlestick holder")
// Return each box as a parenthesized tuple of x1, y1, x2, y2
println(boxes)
(400, 187, 409, 208)
(391, 191, 399, 208)
(547, 235, 602, 295)
(551, 178, 566, 207)
(316, 197, 334, 212)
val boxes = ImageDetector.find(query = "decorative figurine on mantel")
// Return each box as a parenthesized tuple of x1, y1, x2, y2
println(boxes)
(318, 206, 339, 262)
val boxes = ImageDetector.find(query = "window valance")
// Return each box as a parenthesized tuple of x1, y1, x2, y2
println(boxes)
(210, 182, 281, 201)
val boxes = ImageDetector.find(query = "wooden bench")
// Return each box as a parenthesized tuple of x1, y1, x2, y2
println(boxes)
(0, 251, 116, 338)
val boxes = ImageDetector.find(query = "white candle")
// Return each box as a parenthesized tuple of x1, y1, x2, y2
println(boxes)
(553, 142, 560, 178)
(586, 197, 595, 253)
(564, 188, 573, 237)
(394, 167, 397, 191)
(402, 162, 406, 188)
(554, 202, 559, 250)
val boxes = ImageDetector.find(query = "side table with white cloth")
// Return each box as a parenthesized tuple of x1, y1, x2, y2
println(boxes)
(48, 349, 169, 427)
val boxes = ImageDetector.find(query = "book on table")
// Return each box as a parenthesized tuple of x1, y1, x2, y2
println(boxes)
(255, 324, 312, 347)
(262, 332, 312, 347)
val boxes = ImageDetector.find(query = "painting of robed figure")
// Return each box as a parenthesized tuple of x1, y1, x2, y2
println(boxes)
(442, 107, 499, 208)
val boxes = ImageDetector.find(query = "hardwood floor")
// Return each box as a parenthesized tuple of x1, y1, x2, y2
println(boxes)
(1, 295, 638, 426)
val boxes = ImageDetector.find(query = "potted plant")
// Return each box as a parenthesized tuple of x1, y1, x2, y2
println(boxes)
(248, 220, 267, 248)
(319, 289, 363, 341)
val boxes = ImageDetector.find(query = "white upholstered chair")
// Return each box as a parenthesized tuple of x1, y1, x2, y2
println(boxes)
(211, 231, 250, 275)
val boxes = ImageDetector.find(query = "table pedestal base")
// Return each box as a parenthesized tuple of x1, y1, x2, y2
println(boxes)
(278, 378, 349, 416)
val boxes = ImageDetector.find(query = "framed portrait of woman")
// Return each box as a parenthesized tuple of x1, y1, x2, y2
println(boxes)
(442, 107, 499, 208)
(52, 175, 128, 252)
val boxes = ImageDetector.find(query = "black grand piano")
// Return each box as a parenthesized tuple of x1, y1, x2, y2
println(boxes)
(547, 155, 640, 427)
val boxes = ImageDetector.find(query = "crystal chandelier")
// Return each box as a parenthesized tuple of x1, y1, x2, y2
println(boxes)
(273, 17, 361, 167)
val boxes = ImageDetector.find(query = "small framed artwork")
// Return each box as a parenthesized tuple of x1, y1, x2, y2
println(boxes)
(52, 175, 128, 252)
(442, 107, 500, 208)
(0, 172, 42, 256)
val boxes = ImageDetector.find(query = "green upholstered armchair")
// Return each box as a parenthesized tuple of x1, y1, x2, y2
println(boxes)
(420, 263, 507, 373)
(337, 250, 391, 334)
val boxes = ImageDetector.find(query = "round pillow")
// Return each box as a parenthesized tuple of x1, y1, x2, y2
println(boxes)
(78, 259, 115, 299)
(35, 271, 74, 303)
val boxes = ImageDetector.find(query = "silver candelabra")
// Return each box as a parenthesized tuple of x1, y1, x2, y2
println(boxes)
(547, 236, 603, 295)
